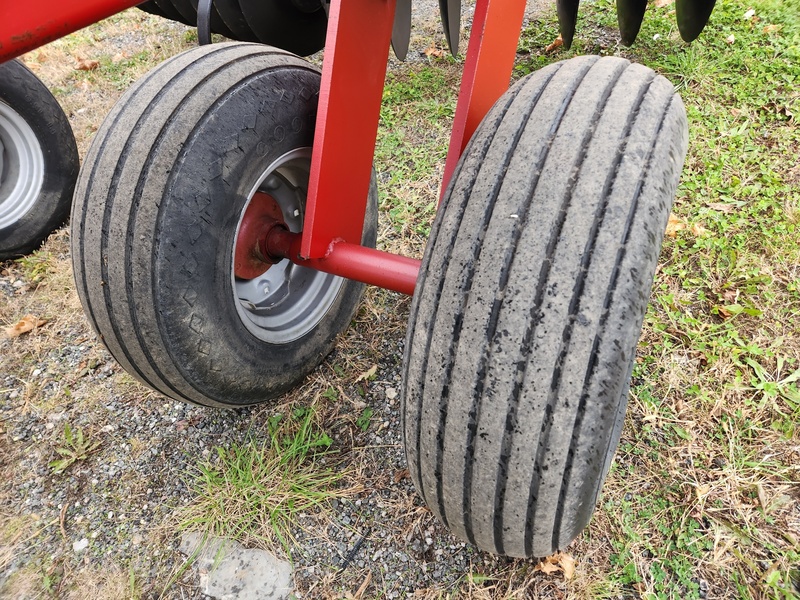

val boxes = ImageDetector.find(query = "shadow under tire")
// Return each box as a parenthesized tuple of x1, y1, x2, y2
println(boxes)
(402, 55, 688, 558)
(0, 60, 79, 260)
(71, 43, 377, 408)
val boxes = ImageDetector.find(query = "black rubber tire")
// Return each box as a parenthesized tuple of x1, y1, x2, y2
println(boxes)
(71, 43, 378, 408)
(0, 60, 79, 260)
(238, 0, 327, 56)
(402, 55, 688, 558)
(215, 0, 260, 42)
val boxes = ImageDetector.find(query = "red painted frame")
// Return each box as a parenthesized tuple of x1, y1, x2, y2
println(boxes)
(0, 0, 528, 296)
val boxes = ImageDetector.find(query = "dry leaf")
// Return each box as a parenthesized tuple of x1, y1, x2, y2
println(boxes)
(535, 552, 576, 579)
(695, 483, 711, 500)
(691, 222, 709, 237)
(355, 365, 378, 383)
(756, 483, 768, 511)
(5, 314, 48, 338)
(75, 58, 100, 71)
(743, 9, 756, 19)
(424, 42, 446, 58)
(559, 552, 575, 580)
(393, 468, 410, 483)
(664, 213, 686, 238)
(545, 34, 563, 54)
(726, 34, 736, 44)
(654, 0, 673, 7)
(707, 202, 734, 213)
(534, 559, 561, 575)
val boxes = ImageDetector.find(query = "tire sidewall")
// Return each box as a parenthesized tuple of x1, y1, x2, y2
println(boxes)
(155, 65, 373, 404)
(0, 60, 79, 258)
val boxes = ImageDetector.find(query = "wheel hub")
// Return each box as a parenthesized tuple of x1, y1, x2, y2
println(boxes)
(0, 99, 45, 230)
(232, 147, 346, 344)
(233, 191, 286, 280)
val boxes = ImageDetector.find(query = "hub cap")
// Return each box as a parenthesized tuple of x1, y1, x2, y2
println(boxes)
(232, 148, 345, 344)
(0, 99, 45, 230)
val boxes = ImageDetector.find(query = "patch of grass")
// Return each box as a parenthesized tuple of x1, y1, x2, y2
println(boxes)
(14, 251, 56, 286)
(176, 402, 360, 553)
(375, 64, 460, 251)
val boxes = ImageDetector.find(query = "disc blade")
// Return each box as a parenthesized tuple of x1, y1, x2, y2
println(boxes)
(137, 1, 166, 18)
(617, 0, 647, 46)
(239, 0, 327, 56)
(392, 0, 412, 61)
(439, 0, 461, 56)
(556, 0, 580, 50)
(216, 0, 260, 42)
(676, 0, 716, 42)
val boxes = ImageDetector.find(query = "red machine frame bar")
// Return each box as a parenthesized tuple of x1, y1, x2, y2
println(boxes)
(0, 0, 528, 297)
(0, 0, 141, 62)
(441, 0, 528, 196)
(300, 0, 397, 259)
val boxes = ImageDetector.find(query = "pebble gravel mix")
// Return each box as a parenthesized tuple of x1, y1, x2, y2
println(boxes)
(2, 2, 557, 597)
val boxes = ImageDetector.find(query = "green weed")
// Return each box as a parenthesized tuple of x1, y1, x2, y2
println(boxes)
(48, 423, 101, 474)
(356, 407, 373, 432)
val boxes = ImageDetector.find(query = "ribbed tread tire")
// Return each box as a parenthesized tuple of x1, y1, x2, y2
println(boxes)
(71, 43, 376, 408)
(402, 55, 688, 558)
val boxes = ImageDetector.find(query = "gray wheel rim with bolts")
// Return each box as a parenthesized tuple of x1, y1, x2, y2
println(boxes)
(0, 100, 45, 230)
(233, 148, 345, 344)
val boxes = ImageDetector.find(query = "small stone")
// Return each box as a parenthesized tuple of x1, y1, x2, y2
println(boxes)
(73, 538, 89, 552)
(385, 387, 398, 400)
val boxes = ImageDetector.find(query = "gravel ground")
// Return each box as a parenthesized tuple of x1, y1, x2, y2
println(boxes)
(1, 2, 561, 599)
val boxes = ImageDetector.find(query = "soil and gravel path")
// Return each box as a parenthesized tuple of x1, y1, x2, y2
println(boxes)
(1, 2, 564, 599)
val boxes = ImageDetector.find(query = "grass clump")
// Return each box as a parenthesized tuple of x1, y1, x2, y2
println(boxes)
(176, 403, 357, 553)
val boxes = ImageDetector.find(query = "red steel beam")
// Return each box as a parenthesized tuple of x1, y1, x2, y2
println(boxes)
(301, 0, 397, 259)
(297, 243, 421, 296)
(266, 226, 421, 296)
(0, 0, 142, 63)
(440, 0, 528, 197)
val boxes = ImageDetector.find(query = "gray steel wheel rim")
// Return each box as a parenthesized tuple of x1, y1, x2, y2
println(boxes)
(0, 99, 45, 230)
(232, 147, 345, 344)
